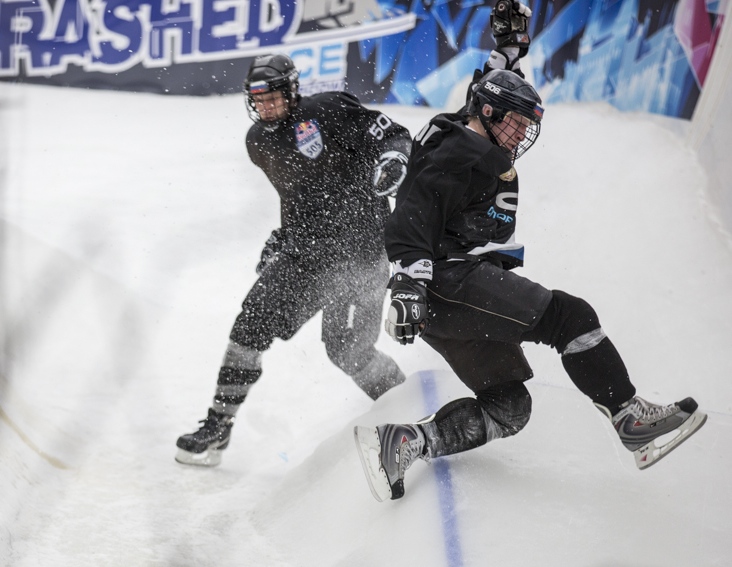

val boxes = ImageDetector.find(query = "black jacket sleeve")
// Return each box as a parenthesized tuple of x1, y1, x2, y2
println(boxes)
(325, 92, 411, 162)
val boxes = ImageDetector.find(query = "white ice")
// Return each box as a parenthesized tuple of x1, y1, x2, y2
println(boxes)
(1, 84, 731, 566)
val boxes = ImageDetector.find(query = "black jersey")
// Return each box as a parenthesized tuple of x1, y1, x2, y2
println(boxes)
(385, 113, 525, 270)
(246, 92, 411, 260)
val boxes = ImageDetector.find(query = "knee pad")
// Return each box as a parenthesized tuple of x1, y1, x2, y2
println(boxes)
(528, 290, 603, 354)
(477, 381, 532, 438)
(230, 299, 291, 352)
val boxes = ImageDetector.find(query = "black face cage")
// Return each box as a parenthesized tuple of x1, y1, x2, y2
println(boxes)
(504, 119, 540, 161)
(244, 71, 299, 123)
(471, 82, 543, 161)
(476, 104, 541, 162)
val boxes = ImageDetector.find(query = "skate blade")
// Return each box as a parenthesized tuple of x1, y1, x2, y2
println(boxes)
(634, 409, 708, 470)
(175, 448, 223, 467)
(353, 426, 391, 502)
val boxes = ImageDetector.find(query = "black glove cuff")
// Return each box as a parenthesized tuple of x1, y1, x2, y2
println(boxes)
(390, 273, 428, 297)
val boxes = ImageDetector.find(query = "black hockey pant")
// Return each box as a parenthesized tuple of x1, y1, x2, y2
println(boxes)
(419, 258, 636, 458)
(212, 250, 405, 415)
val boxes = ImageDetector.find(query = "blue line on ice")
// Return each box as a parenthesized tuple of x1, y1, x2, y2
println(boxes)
(419, 370, 464, 567)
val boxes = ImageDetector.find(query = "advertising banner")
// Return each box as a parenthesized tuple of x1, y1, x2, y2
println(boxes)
(0, 0, 726, 118)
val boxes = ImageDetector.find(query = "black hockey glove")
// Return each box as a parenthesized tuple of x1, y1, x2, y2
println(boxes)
(490, 0, 532, 57)
(373, 151, 408, 197)
(385, 273, 429, 345)
(256, 228, 285, 276)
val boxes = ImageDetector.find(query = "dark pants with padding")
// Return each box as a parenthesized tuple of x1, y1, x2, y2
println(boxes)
(219, 249, 405, 403)
(420, 259, 636, 456)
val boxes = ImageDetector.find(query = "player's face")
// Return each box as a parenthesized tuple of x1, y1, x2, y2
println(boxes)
(252, 90, 290, 122)
(489, 111, 534, 153)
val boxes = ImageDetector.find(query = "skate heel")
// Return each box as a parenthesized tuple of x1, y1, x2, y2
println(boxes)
(633, 409, 708, 470)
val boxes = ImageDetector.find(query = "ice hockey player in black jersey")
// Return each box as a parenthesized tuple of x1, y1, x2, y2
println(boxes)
(176, 54, 411, 467)
(353, 2, 707, 502)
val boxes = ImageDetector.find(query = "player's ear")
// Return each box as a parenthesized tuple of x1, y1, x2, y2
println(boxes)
(481, 104, 494, 118)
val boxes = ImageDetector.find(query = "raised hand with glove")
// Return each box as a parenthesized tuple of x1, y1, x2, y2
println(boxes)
(487, 0, 532, 73)
(491, 0, 531, 54)
(373, 151, 409, 197)
(465, 0, 532, 104)
(385, 273, 429, 345)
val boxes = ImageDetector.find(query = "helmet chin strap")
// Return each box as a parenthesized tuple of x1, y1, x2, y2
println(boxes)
(477, 110, 504, 151)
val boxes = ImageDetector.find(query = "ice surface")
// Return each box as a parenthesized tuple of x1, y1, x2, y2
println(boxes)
(1, 84, 730, 566)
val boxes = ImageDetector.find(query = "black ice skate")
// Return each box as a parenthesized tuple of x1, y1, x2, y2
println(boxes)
(175, 409, 234, 467)
(596, 396, 707, 470)
(353, 423, 426, 501)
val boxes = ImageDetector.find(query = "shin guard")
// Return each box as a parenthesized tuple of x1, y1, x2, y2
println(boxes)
(419, 398, 491, 458)
(477, 380, 532, 438)
(213, 341, 263, 416)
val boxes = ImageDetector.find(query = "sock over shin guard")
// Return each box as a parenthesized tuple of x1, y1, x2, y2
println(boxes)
(561, 336, 635, 410)
(524, 290, 636, 409)
(419, 398, 491, 458)
(213, 341, 263, 416)
(420, 381, 533, 459)
(476, 380, 532, 438)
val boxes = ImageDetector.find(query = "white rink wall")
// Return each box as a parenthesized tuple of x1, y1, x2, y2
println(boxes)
(688, 0, 732, 242)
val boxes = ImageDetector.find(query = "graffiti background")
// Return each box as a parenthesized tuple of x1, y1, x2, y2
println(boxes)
(528, 0, 726, 118)
(0, 0, 726, 119)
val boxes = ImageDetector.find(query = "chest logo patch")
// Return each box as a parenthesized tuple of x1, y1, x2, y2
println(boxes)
(294, 120, 324, 159)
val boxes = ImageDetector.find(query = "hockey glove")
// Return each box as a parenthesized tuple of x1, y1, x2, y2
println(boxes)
(385, 273, 429, 345)
(256, 228, 285, 276)
(373, 151, 408, 197)
(490, 0, 532, 57)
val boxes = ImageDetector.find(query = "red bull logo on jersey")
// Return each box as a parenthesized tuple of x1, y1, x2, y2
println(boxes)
(295, 120, 324, 159)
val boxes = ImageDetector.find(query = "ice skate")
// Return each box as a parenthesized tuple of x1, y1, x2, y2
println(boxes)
(353, 423, 426, 501)
(597, 396, 707, 470)
(175, 409, 234, 467)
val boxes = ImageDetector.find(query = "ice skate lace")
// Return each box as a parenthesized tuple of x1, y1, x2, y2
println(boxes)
(198, 412, 231, 433)
(398, 440, 424, 474)
(630, 397, 677, 423)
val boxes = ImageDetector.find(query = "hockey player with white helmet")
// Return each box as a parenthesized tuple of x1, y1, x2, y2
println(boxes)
(354, 1, 707, 501)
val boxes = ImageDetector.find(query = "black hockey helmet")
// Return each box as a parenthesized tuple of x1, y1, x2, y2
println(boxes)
(243, 54, 300, 124)
(468, 69, 544, 160)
